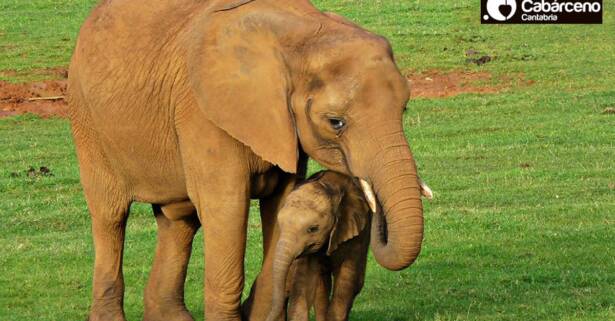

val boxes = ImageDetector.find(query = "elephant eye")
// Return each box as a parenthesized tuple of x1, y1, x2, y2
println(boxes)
(328, 117, 346, 131)
(307, 225, 319, 234)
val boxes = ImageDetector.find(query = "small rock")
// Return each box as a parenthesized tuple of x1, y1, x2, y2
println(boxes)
(465, 49, 479, 56)
(26, 167, 37, 178)
(19, 166, 54, 178)
(39, 166, 53, 176)
(466, 55, 493, 66)
(475, 55, 492, 65)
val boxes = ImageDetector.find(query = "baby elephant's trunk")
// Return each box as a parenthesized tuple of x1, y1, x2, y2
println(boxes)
(266, 234, 297, 321)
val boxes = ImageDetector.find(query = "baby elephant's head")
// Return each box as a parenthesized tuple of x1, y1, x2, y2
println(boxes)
(267, 171, 369, 321)
(276, 182, 336, 256)
(277, 171, 369, 257)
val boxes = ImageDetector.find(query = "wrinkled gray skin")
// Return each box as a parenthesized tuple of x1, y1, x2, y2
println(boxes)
(267, 171, 371, 321)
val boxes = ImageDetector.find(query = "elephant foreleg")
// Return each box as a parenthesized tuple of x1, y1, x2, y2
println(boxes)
(143, 204, 200, 321)
(176, 115, 254, 321)
(242, 172, 298, 321)
(287, 258, 311, 321)
(202, 200, 249, 320)
(313, 261, 331, 321)
(189, 176, 250, 321)
(326, 267, 362, 321)
(327, 237, 369, 321)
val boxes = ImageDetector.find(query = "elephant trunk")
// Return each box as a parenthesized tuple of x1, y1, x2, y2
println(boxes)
(265, 233, 297, 321)
(362, 130, 424, 271)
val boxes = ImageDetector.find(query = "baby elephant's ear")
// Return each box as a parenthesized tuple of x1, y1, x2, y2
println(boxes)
(327, 192, 369, 255)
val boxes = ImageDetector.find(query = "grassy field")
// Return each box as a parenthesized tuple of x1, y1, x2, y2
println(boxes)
(1, 1, 614, 320)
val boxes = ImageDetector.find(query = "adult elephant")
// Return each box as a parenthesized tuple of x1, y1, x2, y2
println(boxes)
(68, 0, 424, 320)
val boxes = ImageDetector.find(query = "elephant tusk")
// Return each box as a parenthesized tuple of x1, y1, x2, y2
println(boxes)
(360, 179, 377, 213)
(418, 177, 433, 200)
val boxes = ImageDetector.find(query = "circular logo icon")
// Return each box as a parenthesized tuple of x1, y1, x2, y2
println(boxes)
(485, 0, 517, 21)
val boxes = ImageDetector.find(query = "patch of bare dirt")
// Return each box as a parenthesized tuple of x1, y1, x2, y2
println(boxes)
(0, 77, 68, 119)
(406, 70, 528, 99)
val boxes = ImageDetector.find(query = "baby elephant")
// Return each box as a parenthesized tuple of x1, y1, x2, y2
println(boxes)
(266, 170, 372, 321)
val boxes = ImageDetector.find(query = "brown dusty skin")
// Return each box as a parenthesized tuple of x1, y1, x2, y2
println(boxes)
(66, 2, 426, 320)
(0, 68, 531, 119)
(268, 171, 371, 321)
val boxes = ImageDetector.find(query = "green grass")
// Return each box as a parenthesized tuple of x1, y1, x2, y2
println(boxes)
(1, 1, 614, 320)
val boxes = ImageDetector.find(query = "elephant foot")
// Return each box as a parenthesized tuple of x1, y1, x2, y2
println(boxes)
(143, 304, 194, 321)
(88, 308, 127, 321)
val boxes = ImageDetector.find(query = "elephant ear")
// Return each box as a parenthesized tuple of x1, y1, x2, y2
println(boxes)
(327, 186, 370, 255)
(188, 11, 298, 173)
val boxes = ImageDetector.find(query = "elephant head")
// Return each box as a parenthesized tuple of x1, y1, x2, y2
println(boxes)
(266, 171, 369, 321)
(191, 0, 424, 271)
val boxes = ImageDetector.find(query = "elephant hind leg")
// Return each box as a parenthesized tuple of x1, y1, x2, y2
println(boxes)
(143, 204, 200, 321)
(84, 180, 131, 321)
(72, 127, 132, 321)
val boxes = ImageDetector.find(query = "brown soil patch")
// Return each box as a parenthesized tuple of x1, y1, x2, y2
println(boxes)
(0, 80, 68, 118)
(406, 70, 521, 99)
(0, 73, 68, 118)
